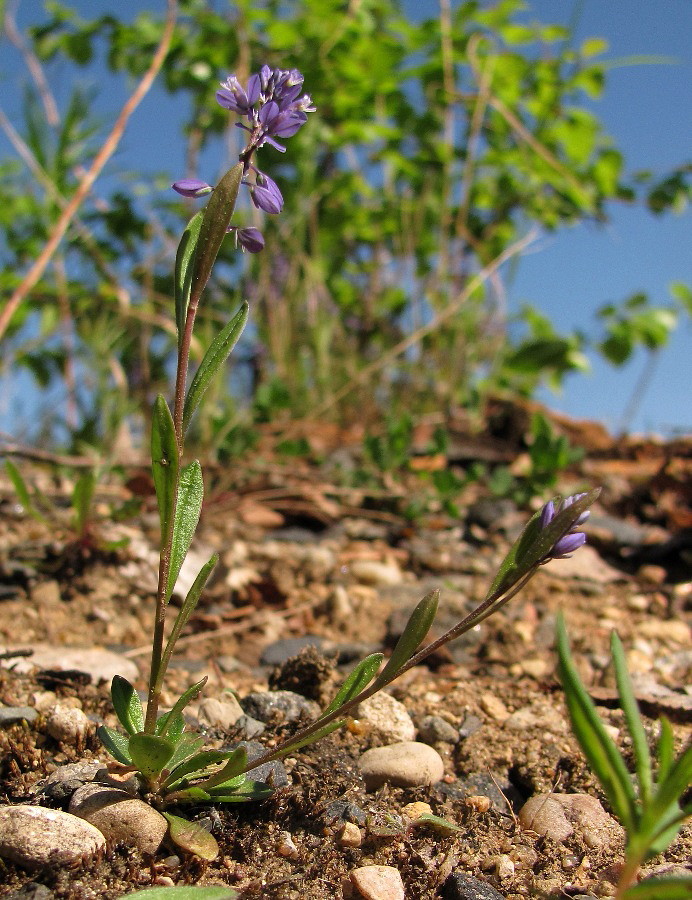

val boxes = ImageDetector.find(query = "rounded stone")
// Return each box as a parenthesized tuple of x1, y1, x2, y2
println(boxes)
(350, 864, 405, 900)
(0, 805, 106, 871)
(69, 783, 168, 855)
(358, 741, 444, 790)
(417, 714, 459, 744)
(357, 692, 415, 743)
(45, 705, 90, 744)
(197, 696, 243, 730)
(519, 792, 622, 848)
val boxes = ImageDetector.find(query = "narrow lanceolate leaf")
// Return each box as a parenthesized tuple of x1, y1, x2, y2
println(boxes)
(188, 162, 244, 311)
(656, 717, 675, 783)
(623, 877, 692, 900)
(166, 460, 204, 599)
(206, 779, 273, 802)
(374, 590, 439, 687)
(182, 302, 249, 435)
(275, 719, 345, 756)
(163, 812, 219, 861)
(322, 653, 384, 717)
(97, 724, 132, 765)
(151, 395, 179, 539)
(611, 630, 652, 805)
(486, 488, 600, 600)
(110, 675, 145, 736)
(556, 615, 637, 830)
(162, 748, 241, 790)
(157, 678, 208, 738)
(125, 885, 238, 899)
(160, 555, 218, 683)
(162, 731, 205, 772)
(5, 460, 44, 521)
(198, 746, 247, 790)
(174, 210, 204, 344)
(128, 732, 176, 780)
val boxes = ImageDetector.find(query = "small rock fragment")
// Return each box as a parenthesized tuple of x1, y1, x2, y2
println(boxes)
(0, 706, 38, 727)
(0, 645, 138, 684)
(357, 692, 415, 743)
(519, 793, 623, 848)
(241, 690, 320, 724)
(0, 806, 105, 871)
(198, 696, 243, 730)
(479, 693, 509, 722)
(443, 872, 506, 900)
(417, 714, 459, 744)
(69, 783, 168, 855)
(359, 741, 444, 790)
(40, 760, 103, 802)
(350, 559, 404, 586)
(401, 801, 432, 821)
(350, 864, 405, 900)
(45, 705, 90, 745)
(277, 831, 299, 859)
(336, 821, 362, 848)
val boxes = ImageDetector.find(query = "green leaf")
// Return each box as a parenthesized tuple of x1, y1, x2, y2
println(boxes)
(623, 877, 692, 899)
(206, 778, 273, 802)
(157, 678, 208, 738)
(163, 812, 219, 861)
(97, 724, 132, 765)
(155, 710, 186, 741)
(322, 653, 384, 716)
(182, 302, 249, 435)
(556, 614, 637, 830)
(5, 460, 44, 521)
(656, 717, 675, 782)
(129, 732, 175, 780)
(160, 555, 218, 683)
(166, 460, 204, 599)
(374, 590, 439, 687)
(486, 489, 600, 600)
(174, 210, 204, 344)
(151, 395, 179, 539)
(274, 719, 345, 756)
(125, 886, 237, 899)
(71, 468, 96, 536)
(163, 731, 206, 773)
(188, 163, 244, 311)
(110, 675, 144, 736)
(164, 787, 212, 803)
(611, 630, 652, 805)
(198, 746, 247, 790)
(413, 813, 461, 834)
(163, 748, 241, 790)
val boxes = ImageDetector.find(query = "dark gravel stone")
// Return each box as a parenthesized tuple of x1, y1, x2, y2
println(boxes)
(443, 872, 506, 900)
(39, 760, 103, 802)
(417, 714, 459, 744)
(225, 740, 289, 788)
(4, 886, 55, 900)
(458, 713, 483, 740)
(234, 714, 266, 739)
(0, 706, 38, 726)
(241, 690, 320, 724)
(322, 799, 368, 827)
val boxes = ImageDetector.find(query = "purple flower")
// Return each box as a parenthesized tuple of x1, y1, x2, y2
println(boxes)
(231, 226, 265, 253)
(539, 493, 591, 561)
(172, 179, 213, 198)
(247, 170, 284, 214)
(216, 74, 261, 115)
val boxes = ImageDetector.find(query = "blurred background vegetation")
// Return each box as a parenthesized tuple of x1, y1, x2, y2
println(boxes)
(1, 0, 690, 468)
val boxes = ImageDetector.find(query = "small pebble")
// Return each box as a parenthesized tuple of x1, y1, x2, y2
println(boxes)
(350, 559, 404, 586)
(0, 706, 38, 726)
(479, 693, 509, 722)
(494, 854, 515, 879)
(69, 783, 168, 855)
(277, 831, 299, 859)
(519, 793, 623, 848)
(359, 741, 444, 790)
(45, 705, 90, 745)
(3, 885, 54, 900)
(234, 714, 266, 738)
(357, 692, 415, 743)
(336, 822, 363, 848)
(0, 806, 105, 871)
(350, 864, 405, 900)
(39, 760, 103, 802)
(443, 872, 506, 900)
(458, 714, 483, 740)
(241, 690, 320, 724)
(1, 645, 138, 683)
(401, 801, 432, 821)
(197, 696, 243, 730)
(417, 714, 459, 744)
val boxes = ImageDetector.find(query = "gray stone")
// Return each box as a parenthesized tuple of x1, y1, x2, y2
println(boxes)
(436, 773, 521, 814)
(241, 690, 320, 724)
(69, 783, 168, 855)
(519, 793, 623, 848)
(418, 714, 459, 745)
(4, 885, 54, 900)
(322, 799, 367, 827)
(0, 645, 138, 684)
(359, 741, 444, 790)
(357, 693, 415, 743)
(0, 706, 38, 726)
(443, 872, 506, 900)
(234, 714, 266, 739)
(0, 806, 106, 871)
(226, 741, 289, 788)
(458, 714, 483, 740)
(39, 760, 103, 802)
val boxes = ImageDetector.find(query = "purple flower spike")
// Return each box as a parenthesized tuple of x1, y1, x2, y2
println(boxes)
(237, 227, 265, 253)
(172, 179, 213, 198)
(248, 171, 284, 214)
(551, 532, 587, 558)
(217, 74, 261, 115)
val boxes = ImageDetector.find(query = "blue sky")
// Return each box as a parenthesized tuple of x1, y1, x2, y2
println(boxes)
(1, 0, 690, 438)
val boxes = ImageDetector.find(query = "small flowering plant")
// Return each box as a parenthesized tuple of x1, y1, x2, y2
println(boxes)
(98, 66, 601, 859)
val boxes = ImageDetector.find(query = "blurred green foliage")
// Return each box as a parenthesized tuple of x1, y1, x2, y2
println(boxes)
(1, 0, 689, 451)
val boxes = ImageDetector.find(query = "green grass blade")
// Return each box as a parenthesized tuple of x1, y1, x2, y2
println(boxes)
(623, 877, 692, 899)
(125, 886, 237, 899)
(188, 162, 243, 311)
(182, 302, 249, 435)
(374, 590, 439, 687)
(110, 675, 145, 736)
(656, 717, 675, 783)
(151, 395, 179, 539)
(174, 210, 204, 344)
(556, 614, 638, 830)
(166, 460, 204, 599)
(611, 630, 652, 805)
(272, 719, 345, 756)
(322, 653, 384, 716)
(5, 460, 44, 522)
(162, 731, 205, 772)
(71, 468, 96, 536)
